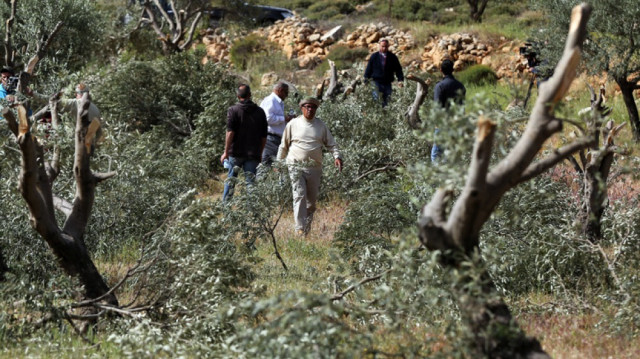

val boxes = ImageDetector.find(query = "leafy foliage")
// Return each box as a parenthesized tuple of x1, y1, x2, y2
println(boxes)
(457, 64, 498, 86)
(0, 0, 105, 79)
(95, 50, 237, 134)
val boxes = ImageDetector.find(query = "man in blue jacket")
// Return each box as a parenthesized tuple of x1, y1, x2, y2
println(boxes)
(364, 39, 404, 107)
(431, 59, 466, 162)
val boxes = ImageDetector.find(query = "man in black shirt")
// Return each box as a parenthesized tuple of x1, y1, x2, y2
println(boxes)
(221, 84, 268, 201)
(364, 38, 404, 107)
(432, 59, 466, 162)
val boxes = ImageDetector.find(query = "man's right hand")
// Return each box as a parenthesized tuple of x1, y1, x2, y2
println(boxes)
(220, 152, 228, 164)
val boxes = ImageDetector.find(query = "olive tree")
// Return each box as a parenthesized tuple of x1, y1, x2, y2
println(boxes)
(536, 0, 640, 141)
(418, 4, 593, 357)
(3, 94, 117, 305)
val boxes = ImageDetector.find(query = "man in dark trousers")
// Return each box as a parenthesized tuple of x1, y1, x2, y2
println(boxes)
(364, 38, 404, 107)
(220, 84, 268, 201)
(432, 58, 466, 162)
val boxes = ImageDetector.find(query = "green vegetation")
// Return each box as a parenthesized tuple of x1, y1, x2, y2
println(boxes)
(457, 64, 498, 86)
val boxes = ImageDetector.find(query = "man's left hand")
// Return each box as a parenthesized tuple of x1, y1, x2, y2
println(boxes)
(335, 158, 343, 172)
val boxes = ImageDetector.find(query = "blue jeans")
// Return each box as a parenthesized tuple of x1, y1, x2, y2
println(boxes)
(372, 81, 393, 107)
(431, 128, 443, 163)
(222, 156, 259, 202)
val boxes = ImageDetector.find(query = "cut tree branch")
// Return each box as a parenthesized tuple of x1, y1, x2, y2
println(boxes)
(405, 74, 431, 129)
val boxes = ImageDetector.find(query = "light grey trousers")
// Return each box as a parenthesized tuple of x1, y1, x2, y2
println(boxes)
(289, 166, 323, 233)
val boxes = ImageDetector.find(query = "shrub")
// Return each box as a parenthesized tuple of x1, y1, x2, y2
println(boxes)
(95, 50, 237, 134)
(315, 45, 369, 76)
(456, 65, 498, 86)
(306, 0, 355, 20)
(229, 34, 270, 71)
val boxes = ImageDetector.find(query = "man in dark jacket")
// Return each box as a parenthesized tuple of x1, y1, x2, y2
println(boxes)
(432, 59, 466, 162)
(364, 38, 404, 107)
(220, 84, 268, 201)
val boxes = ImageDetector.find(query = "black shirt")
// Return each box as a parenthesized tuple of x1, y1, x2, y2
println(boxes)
(434, 75, 466, 108)
(226, 100, 268, 160)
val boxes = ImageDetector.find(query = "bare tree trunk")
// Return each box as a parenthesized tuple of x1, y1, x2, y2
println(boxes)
(467, 0, 489, 23)
(0, 245, 8, 281)
(405, 74, 431, 129)
(418, 4, 593, 357)
(570, 86, 627, 242)
(4, 0, 17, 67)
(2, 95, 117, 304)
(615, 77, 640, 141)
(140, 0, 204, 55)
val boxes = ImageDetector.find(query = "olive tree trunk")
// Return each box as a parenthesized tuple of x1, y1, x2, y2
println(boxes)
(3, 93, 117, 304)
(568, 85, 626, 242)
(615, 76, 640, 141)
(418, 4, 593, 357)
(467, 0, 489, 23)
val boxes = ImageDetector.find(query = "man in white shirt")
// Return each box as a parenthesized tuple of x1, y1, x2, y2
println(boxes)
(259, 81, 294, 166)
(277, 97, 343, 236)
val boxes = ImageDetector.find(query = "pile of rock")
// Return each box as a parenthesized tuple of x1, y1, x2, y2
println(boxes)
(253, 16, 343, 68)
(337, 23, 415, 55)
(201, 28, 230, 64)
(419, 33, 492, 72)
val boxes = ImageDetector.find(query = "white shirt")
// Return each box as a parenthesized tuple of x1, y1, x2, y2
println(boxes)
(277, 115, 340, 168)
(259, 92, 286, 136)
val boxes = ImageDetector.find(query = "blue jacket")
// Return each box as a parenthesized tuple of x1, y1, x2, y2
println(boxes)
(364, 52, 404, 85)
(434, 75, 466, 108)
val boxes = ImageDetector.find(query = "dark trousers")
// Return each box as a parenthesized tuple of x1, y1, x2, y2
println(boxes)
(261, 134, 281, 166)
(372, 81, 393, 107)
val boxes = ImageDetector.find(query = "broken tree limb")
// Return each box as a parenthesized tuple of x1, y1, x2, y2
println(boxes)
(324, 60, 339, 99)
(405, 74, 431, 129)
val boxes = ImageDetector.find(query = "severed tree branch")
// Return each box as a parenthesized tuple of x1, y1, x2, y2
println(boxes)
(342, 76, 361, 100)
(518, 137, 594, 183)
(324, 60, 339, 99)
(331, 269, 391, 301)
(405, 74, 431, 129)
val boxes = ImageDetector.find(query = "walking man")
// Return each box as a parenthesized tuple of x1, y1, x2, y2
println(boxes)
(364, 38, 404, 107)
(431, 59, 466, 162)
(221, 84, 268, 201)
(259, 81, 294, 166)
(277, 97, 343, 236)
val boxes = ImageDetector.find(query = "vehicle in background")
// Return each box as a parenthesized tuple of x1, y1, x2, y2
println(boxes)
(207, 3, 294, 25)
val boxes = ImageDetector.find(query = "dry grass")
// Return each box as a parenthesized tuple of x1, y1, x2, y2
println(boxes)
(519, 312, 640, 358)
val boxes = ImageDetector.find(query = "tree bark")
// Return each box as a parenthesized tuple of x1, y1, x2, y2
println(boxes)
(405, 74, 431, 129)
(467, 0, 489, 23)
(615, 77, 640, 141)
(141, 0, 204, 55)
(418, 4, 593, 357)
(3, 97, 117, 305)
(0, 245, 8, 281)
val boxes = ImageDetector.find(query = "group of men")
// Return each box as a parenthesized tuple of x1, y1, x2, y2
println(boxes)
(221, 82, 342, 236)
(221, 37, 466, 236)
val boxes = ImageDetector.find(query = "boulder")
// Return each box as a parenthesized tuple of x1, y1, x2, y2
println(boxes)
(261, 72, 279, 87)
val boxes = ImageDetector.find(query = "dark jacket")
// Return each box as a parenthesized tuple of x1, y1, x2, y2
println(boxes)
(364, 51, 404, 85)
(227, 100, 268, 160)
(434, 75, 466, 108)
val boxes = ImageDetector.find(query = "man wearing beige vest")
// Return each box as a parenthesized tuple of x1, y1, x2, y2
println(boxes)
(277, 97, 343, 236)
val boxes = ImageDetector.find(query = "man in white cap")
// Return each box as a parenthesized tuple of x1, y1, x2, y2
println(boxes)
(277, 96, 343, 236)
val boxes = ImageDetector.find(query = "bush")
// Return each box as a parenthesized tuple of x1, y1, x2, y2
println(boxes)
(229, 34, 270, 71)
(456, 65, 498, 86)
(306, 0, 356, 20)
(95, 50, 237, 135)
(315, 45, 369, 76)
